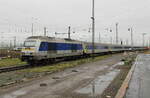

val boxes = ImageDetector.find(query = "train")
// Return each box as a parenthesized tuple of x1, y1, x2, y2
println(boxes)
(21, 36, 144, 64)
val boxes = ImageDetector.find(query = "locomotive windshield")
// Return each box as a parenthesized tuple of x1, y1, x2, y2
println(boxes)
(24, 41, 36, 47)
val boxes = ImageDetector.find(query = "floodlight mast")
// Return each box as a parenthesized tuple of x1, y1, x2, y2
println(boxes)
(91, 0, 95, 59)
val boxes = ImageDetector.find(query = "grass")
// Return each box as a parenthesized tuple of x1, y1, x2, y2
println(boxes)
(0, 49, 21, 58)
(21, 55, 111, 73)
(0, 58, 27, 68)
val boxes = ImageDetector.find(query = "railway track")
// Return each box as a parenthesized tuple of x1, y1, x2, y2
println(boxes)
(0, 52, 138, 74)
(0, 55, 95, 74)
(0, 58, 68, 73)
(0, 64, 29, 73)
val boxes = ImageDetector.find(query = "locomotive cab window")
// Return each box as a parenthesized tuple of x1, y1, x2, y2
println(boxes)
(24, 41, 36, 47)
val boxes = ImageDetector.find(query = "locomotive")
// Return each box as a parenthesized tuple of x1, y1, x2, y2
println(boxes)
(21, 36, 144, 64)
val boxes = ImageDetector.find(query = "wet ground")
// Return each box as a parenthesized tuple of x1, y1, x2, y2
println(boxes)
(126, 54, 150, 98)
(0, 54, 125, 98)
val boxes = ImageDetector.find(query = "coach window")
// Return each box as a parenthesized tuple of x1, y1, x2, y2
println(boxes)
(71, 44, 77, 52)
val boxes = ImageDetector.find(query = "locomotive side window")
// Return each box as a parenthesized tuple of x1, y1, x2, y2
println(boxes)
(48, 43, 57, 53)
(39, 42, 48, 51)
(48, 43, 56, 50)
(39, 42, 57, 53)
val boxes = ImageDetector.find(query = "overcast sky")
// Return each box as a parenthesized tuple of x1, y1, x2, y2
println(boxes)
(0, 0, 150, 46)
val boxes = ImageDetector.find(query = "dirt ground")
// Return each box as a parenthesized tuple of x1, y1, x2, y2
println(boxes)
(101, 54, 136, 98)
(101, 61, 132, 98)
(0, 53, 132, 98)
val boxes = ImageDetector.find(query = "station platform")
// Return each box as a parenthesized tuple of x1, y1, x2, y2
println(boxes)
(126, 54, 150, 98)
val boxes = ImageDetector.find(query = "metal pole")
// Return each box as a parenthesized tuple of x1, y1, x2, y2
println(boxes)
(14, 36, 16, 48)
(99, 32, 101, 43)
(1, 32, 3, 48)
(142, 33, 146, 47)
(68, 26, 71, 39)
(143, 34, 144, 47)
(149, 37, 150, 48)
(31, 23, 33, 36)
(44, 27, 47, 36)
(0, 32, 2, 55)
(91, 0, 95, 59)
(116, 23, 118, 44)
(10, 40, 12, 49)
(131, 28, 133, 49)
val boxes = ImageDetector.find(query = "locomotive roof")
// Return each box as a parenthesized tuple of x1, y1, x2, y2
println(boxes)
(27, 36, 82, 43)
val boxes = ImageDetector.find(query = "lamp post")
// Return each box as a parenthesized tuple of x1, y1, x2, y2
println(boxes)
(116, 23, 119, 44)
(91, 0, 95, 59)
(128, 27, 133, 49)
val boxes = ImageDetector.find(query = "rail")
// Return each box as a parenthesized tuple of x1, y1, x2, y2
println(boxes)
(0, 65, 29, 73)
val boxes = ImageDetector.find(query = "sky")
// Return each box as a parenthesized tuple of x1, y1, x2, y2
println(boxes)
(0, 0, 150, 47)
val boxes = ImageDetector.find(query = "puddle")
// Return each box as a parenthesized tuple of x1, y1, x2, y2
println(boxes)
(40, 83, 48, 87)
(109, 62, 124, 70)
(75, 69, 120, 96)
(52, 76, 60, 80)
(2, 90, 27, 98)
(117, 62, 124, 66)
(72, 69, 78, 72)
(113, 62, 124, 67)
